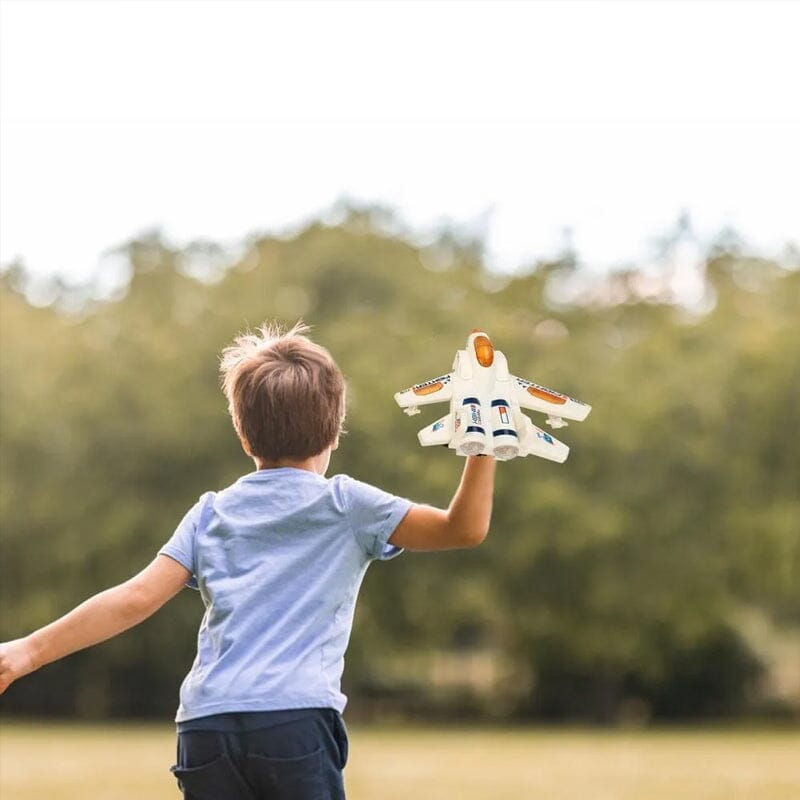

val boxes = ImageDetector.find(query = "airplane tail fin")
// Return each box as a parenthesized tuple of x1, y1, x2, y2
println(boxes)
(515, 408, 570, 463)
(418, 415, 453, 447)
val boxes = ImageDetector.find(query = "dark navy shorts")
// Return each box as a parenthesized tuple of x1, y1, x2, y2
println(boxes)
(170, 708, 348, 800)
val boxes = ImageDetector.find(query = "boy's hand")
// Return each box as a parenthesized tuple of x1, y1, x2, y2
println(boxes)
(0, 638, 37, 694)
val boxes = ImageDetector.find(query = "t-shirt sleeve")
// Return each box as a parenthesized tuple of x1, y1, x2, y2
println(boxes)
(341, 476, 413, 561)
(158, 492, 213, 590)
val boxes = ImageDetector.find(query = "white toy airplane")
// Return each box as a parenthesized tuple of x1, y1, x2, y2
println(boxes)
(394, 329, 591, 463)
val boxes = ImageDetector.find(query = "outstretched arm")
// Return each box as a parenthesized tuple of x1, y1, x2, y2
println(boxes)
(388, 455, 497, 551)
(0, 554, 192, 694)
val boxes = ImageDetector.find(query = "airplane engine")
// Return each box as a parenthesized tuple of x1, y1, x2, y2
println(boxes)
(490, 398, 519, 460)
(453, 397, 487, 456)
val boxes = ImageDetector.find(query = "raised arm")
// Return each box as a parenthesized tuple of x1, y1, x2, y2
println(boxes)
(388, 455, 496, 551)
(0, 554, 191, 694)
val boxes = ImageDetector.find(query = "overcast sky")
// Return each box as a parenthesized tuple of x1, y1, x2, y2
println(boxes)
(1, 0, 798, 286)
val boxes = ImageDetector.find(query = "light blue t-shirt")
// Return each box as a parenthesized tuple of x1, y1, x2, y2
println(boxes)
(158, 467, 413, 723)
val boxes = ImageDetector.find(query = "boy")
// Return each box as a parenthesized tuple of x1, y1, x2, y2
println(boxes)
(0, 321, 496, 799)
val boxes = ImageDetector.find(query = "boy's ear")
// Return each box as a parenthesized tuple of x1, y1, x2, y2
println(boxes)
(332, 435, 340, 451)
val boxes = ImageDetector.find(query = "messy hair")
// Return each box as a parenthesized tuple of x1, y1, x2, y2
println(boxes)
(220, 320, 346, 462)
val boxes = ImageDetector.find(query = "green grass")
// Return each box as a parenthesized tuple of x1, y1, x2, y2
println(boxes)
(1, 721, 798, 799)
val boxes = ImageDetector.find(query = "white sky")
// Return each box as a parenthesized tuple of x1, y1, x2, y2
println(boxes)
(1, 0, 798, 285)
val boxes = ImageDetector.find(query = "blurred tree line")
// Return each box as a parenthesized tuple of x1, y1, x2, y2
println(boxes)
(1, 207, 798, 724)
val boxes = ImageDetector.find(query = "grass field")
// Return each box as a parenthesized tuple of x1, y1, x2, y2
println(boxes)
(1, 721, 798, 799)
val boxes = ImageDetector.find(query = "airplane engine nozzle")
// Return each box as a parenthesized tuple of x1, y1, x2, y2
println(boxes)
(459, 440, 486, 456)
(493, 443, 519, 461)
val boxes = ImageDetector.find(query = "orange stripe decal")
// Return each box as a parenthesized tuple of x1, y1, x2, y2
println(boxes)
(413, 381, 444, 396)
(527, 386, 567, 405)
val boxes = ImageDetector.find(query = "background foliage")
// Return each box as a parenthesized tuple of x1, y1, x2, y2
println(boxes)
(1, 208, 798, 722)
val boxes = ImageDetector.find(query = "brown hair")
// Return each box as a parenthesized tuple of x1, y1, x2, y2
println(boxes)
(220, 321, 346, 461)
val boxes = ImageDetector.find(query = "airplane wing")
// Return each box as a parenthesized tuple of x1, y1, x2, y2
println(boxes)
(395, 373, 453, 415)
(515, 408, 570, 463)
(418, 414, 453, 447)
(511, 375, 591, 422)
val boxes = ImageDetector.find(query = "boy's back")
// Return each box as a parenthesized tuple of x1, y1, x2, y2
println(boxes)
(161, 467, 411, 722)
